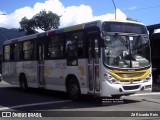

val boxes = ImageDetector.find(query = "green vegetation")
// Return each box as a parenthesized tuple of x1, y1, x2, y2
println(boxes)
(19, 10, 60, 35)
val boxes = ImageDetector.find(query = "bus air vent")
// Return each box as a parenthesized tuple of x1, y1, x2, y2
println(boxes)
(123, 85, 140, 90)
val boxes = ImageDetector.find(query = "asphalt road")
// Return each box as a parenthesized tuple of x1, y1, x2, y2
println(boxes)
(0, 80, 160, 120)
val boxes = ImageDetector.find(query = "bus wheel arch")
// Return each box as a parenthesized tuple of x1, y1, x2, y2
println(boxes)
(65, 74, 81, 101)
(19, 73, 28, 91)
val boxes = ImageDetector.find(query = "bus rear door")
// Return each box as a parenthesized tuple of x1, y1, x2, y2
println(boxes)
(37, 39, 46, 88)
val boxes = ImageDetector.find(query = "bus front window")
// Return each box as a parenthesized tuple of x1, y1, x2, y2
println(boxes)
(103, 33, 150, 69)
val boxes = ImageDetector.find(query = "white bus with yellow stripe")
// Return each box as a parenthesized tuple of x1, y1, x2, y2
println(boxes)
(2, 20, 152, 100)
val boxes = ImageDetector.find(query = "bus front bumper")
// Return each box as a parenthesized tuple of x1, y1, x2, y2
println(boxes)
(101, 80, 152, 97)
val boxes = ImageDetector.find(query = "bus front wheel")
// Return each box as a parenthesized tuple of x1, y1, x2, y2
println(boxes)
(19, 74, 28, 91)
(66, 77, 81, 101)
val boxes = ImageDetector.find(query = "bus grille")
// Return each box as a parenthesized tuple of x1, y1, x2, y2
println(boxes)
(117, 72, 145, 78)
(123, 85, 140, 90)
(109, 70, 150, 81)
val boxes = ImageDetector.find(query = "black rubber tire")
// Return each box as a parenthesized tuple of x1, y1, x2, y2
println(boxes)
(19, 74, 28, 91)
(67, 78, 81, 101)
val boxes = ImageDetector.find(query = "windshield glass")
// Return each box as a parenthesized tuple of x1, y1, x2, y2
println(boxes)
(103, 33, 150, 69)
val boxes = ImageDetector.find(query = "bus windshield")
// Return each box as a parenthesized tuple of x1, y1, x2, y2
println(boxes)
(103, 33, 151, 69)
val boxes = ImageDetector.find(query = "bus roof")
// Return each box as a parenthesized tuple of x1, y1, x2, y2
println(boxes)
(3, 33, 39, 45)
(3, 19, 145, 45)
(105, 19, 144, 25)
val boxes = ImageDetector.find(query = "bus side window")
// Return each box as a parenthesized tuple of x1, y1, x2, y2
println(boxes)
(66, 38, 77, 57)
(23, 41, 34, 60)
(19, 43, 24, 60)
(66, 33, 78, 66)
(13, 43, 19, 60)
(10, 44, 14, 60)
(77, 32, 84, 57)
(4, 45, 10, 61)
(47, 35, 64, 58)
(66, 31, 84, 57)
(65, 31, 84, 66)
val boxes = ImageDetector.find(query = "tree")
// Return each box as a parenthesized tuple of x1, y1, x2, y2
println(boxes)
(19, 17, 37, 35)
(19, 10, 60, 35)
(33, 10, 60, 31)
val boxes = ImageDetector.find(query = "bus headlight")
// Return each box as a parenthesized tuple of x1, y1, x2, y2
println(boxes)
(104, 73, 119, 84)
(144, 74, 152, 82)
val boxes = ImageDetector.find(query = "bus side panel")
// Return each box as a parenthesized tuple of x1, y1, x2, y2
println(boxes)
(2, 61, 38, 88)
(44, 60, 67, 91)
(17, 61, 38, 88)
(44, 59, 88, 94)
(76, 59, 88, 94)
(2, 62, 17, 85)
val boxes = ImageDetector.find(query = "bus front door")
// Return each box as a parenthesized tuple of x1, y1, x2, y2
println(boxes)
(37, 41, 46, 88)
(88, 33, 100, 94)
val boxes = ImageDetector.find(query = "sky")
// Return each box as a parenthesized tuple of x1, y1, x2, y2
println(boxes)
(0, 0, 160, 30)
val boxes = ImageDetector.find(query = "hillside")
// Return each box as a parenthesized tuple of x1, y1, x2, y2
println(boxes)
(0, 27, 25, 51)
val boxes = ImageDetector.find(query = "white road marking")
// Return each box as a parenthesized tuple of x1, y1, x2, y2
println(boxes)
(131, 92, 160, 96)
(0, 100, 71, 110)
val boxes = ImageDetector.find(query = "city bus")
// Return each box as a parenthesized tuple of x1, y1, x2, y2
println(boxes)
(2, 20, 152, 100)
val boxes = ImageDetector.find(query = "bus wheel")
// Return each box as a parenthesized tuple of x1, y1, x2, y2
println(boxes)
(67, 78, 81, 101)
(19, 74, 28, 91)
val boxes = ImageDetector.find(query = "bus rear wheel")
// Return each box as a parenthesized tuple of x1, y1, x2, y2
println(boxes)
(67, 78, 81, 101)
(19, 74, 28, 91)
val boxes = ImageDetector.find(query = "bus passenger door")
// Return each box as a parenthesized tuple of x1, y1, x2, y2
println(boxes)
(87, 33, 100, 94)
(37, 40, 46, 88)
